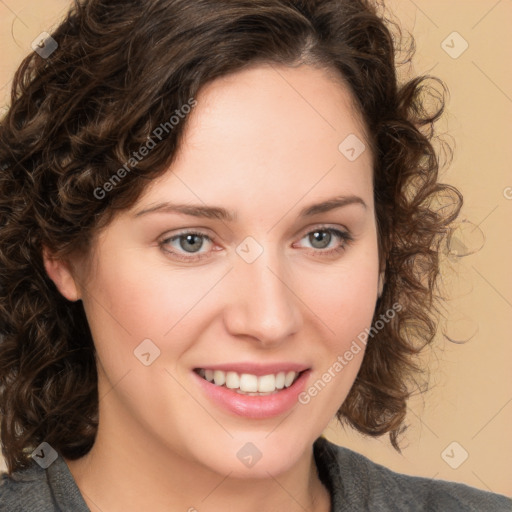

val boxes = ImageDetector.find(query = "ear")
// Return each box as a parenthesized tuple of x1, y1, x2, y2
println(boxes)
(42, 247, 81, 302)
(377, 269, 385, 298)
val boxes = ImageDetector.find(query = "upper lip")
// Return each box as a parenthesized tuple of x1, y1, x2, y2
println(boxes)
(194, 362, 310, 376)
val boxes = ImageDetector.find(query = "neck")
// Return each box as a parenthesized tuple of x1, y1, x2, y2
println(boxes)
(65, 404, 330, 512)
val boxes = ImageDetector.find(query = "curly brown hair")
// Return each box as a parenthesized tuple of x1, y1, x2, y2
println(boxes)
(0, 0, 462, 474)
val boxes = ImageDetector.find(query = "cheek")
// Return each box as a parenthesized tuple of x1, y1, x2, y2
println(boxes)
(82, 252, 226, 361)
(293, 261, 378, 426)
(309, 248, 379, 344)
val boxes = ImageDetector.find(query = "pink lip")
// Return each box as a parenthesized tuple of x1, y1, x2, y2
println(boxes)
(193, 368, 311, 419)
(194, 362, 309, 376)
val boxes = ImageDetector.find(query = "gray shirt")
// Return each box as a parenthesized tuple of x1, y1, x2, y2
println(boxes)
(1, 437, 511, 511)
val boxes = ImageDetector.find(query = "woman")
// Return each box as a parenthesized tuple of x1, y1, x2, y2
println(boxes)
(0, 0, 510, 510)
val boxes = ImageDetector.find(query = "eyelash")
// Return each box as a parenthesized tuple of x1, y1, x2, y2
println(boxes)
(159, 226, 354, 262)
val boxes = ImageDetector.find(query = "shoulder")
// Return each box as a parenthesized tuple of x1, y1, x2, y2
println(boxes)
(314, 437, 512, 512)
(0, 455, 89, 512)
(0, 462, 56, 512)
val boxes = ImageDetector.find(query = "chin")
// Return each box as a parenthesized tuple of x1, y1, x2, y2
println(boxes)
(192, 430, 315, 479)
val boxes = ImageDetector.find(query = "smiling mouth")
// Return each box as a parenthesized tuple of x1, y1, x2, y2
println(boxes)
(194, 368, 303, 396)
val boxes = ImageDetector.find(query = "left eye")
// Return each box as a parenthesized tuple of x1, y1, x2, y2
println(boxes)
(300, 228, 347, 250)
(160, 227, 352, 261)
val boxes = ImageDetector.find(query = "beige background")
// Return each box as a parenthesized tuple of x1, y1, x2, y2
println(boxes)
(1, 0, 511, 498)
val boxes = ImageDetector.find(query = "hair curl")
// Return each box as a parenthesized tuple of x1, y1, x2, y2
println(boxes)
(0, 0, 462, 474)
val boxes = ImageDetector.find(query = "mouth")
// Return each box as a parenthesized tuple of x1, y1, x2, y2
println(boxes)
(194, 368, 304, 396)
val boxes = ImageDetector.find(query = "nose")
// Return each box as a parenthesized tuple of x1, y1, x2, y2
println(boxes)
(223, 249, 303, 347)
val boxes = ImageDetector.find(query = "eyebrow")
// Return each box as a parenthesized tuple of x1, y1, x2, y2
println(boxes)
(133, 195, 367, 221)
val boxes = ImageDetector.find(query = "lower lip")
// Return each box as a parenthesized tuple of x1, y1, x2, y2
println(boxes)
(193, 370, 310, 419)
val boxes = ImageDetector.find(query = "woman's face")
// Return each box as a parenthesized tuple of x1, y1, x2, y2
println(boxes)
(65, 63, 380, 477)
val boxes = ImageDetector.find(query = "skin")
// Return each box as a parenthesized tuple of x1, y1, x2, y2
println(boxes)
(44, 63, 382, 512)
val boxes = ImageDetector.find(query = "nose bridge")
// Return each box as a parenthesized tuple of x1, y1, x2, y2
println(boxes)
(225, 242, 302, 344)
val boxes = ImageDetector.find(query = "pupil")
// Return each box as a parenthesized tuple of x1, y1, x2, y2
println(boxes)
(311, 230, 330, 249)
(181, 234, 203, 252)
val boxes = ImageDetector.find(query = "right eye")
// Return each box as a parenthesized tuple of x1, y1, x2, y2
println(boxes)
(159, 231, 215, 261)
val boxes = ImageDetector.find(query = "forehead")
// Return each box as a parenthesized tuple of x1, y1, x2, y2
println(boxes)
(132, 63, 373, 219)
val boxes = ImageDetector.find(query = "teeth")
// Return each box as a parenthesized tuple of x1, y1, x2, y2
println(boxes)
(275, 372, 285, 390)
(240, 373, 258, 392)
(258, 374, 275, 393)
(284, 371, 296, 387)
(198, 369, 300, 393)
(213, 370, 225, 386)
(225, 371, 240, 389)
